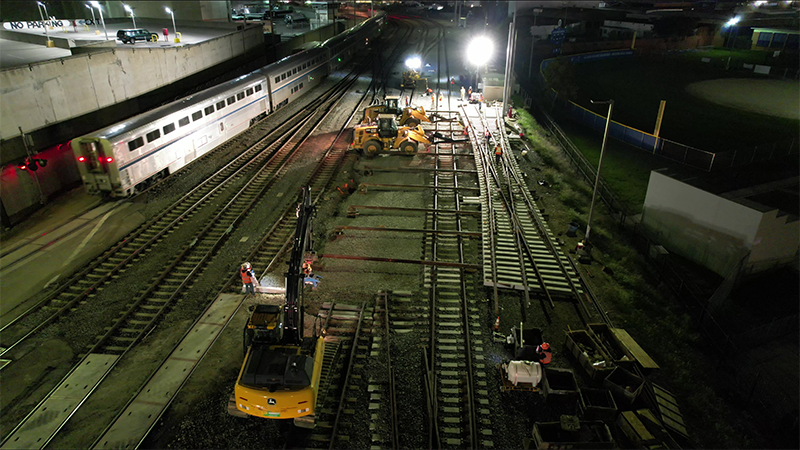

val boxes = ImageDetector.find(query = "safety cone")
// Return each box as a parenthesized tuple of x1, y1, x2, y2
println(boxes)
(493, 316, 500, 332)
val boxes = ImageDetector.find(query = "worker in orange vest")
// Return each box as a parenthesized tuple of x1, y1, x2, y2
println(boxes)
(240, 262, 256, 295)
(494, 144, 502, 164)
(536, 342, 552, 365)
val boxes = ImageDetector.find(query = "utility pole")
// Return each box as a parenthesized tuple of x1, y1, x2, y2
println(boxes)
(528, 9, 542, 79)
(502, 3, 517, 117)
(585, 100, 614, 247)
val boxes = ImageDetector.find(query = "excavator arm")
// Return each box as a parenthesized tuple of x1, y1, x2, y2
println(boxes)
(283, 186, 315, 345)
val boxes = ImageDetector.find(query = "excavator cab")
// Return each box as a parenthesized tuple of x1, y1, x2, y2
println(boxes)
(377, 114, 398, 139)
(384, 95, 402, 116)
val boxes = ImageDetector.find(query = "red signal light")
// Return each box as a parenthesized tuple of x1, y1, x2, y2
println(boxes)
(106, 157, 113, 163)
(78, 156, 86, 162)
(18, 164, 27, 170)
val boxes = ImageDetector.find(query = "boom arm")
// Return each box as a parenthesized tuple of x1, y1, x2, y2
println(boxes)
(284, 186, 314, 345)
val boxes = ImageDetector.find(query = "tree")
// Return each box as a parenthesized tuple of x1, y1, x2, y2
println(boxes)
(542, 57, 579, 101)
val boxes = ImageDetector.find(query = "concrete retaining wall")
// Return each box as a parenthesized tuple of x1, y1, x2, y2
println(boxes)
(0, 25, 264, 142)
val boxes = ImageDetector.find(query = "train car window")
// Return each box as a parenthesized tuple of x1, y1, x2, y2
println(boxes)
(146, 130, 161, 143)
(179, 117, 190, 127)
(128, 137, 144, 152)
(300, 82, 304, 89)
(163, 123, 176, 135)
(216, 102, 225, 111)
(227, 96, 235, 105)
(255, 84, 262, 92)
(246, 88, 254, 96)
(293, 68, 297, 74)
(275, 76, 280, 83)
(204, 106, 214, 115)
(237, 92, 245, 100)
(193, 111, 203, 121)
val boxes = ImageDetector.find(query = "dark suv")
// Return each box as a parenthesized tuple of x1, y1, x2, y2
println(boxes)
(117, 29, 154, 44)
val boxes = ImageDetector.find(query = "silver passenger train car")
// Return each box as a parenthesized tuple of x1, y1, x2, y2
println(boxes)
(72, 12, 385, 197)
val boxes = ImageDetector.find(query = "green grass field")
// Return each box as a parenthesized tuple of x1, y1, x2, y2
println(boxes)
(553, 119, 711, 209)
(571, 50, 800, 151)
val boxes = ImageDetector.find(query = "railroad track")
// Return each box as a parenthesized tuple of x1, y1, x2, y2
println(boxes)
(0, 65, 369, 364)
(0, 49, 383, 449)
(421, 121, 493, 449)
(5, 21, 421, 450)
(307, 301, 367, 448)
(463, 105, 585, 322)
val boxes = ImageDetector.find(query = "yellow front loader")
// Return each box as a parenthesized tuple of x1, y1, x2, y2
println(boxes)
(362, 95, 430, 127)
(352, 114, 430, 156)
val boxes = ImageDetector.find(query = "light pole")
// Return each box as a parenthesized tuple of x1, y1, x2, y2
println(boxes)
(584, 99, 613, 247)
(502, 3, 517, 119)
(90, 1, 108, 41)
(36, 2, 51, 44)
(39, 1, 50, 23)
(723, 16, 740, 70)
(528, 8, 542, 79)
(165, 7, 177, 42)
(468, 35, 493, 100)
(85, 4, 98, 33)
(124, 4, 136, 29)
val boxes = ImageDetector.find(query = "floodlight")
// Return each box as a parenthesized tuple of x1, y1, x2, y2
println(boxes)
(468, 36, 493, 66)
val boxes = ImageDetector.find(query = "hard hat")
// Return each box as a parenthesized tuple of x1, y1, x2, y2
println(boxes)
(540, 342, 550, 351)
(244, 262, 251, 269)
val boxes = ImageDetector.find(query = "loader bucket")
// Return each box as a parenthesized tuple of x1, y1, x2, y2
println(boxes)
(408, 128, 430, 145)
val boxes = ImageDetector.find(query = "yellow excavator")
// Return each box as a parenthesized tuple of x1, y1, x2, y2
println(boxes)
(352, 114, 430, 156)
(362, 95, 430, 128)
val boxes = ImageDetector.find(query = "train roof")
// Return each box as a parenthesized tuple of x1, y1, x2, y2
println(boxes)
(89, 71, 266, 141)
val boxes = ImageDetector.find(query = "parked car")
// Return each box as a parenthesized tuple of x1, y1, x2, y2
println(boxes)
(284, 13, 309, 27)
(116, 28, 155, 44)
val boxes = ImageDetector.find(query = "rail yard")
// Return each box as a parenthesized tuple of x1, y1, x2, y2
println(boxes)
(0, 9, 782, 450)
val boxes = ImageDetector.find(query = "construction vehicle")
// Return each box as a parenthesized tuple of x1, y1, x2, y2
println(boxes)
(362, 95, 430, 127)
(401, 68, 427, 89)
(230, 187, 325, 428)
(352, 114, 430, 156)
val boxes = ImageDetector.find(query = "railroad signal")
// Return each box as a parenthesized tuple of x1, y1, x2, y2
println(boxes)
(18, 157, 47, 171)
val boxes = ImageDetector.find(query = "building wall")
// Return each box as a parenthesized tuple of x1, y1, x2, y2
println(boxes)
(641, 171, 762, 276)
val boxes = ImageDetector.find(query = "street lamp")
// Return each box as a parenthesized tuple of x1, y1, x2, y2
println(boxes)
(38, 1, 50, 23)
(35, 2, 51, 45)
(723, 16, 741, 70)
(165, 7, 177, 42)
(85, 4, 98, 33)
(584, 99, 614, 247)
(124, 4, 136, 29)
(90, 1, 108, 41)
(467, 36, 493, 94)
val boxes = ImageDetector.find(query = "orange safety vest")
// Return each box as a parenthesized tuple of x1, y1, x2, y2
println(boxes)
(494, 146, 502, 156)
(241, 268, 253, 284)
(539, 350, 552, 364)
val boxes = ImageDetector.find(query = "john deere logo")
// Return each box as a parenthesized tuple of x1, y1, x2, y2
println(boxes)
(267, 398, 277, 406)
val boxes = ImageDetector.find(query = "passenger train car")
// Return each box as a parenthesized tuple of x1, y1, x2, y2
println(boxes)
(72, 12, 385, 197)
